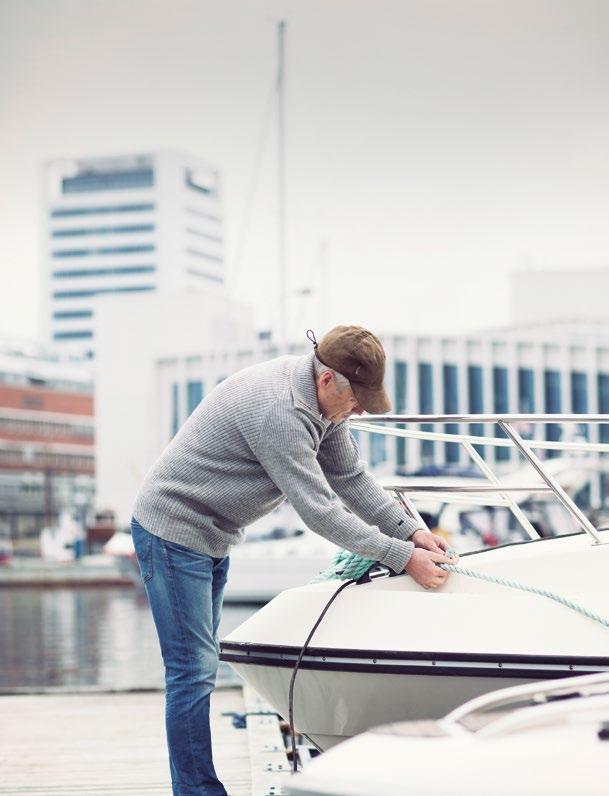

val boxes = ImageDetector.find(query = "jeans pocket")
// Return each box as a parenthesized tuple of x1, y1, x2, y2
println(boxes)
(131, 518, 153, 583)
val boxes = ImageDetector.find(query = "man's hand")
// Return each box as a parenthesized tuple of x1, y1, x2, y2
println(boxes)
(411, 529, 458, 562)
(404, 548, 454, 590)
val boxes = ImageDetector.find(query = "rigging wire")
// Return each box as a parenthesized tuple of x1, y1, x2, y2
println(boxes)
(228, 75, 276, 291)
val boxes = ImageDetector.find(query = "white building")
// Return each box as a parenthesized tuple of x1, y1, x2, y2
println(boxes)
(42, 152, 225, 358)
(94, 306, 609, 525)
(381, 322, 609, 475)
(94, 289, 255, 525)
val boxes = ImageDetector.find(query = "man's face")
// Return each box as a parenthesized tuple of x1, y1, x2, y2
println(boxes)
(316, 371, 364, 424)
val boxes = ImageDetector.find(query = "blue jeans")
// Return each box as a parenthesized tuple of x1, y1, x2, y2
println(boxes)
(131, 517, 230, 796)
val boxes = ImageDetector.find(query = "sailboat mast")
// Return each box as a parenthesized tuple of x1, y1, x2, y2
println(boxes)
(277, 19, 287, 352)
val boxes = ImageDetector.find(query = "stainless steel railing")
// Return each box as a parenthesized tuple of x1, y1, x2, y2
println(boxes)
(350, 414, 609, 545)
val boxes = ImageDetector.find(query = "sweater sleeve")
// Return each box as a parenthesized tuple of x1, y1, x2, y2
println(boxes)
(317, 423, 423, 541)
(252, 407, 414, 574)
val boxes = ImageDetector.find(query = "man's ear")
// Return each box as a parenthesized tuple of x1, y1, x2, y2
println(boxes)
(320, 370, 333, 388)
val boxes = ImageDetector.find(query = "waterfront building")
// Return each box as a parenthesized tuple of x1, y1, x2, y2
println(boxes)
(0, 339, 94, 544)
(382, 321, 609, 478)
(95, 305, 609, 524)
(42, 152, 224, 358)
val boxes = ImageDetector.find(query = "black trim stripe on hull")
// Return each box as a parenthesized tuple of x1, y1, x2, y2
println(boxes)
(220, 642, 609, 679)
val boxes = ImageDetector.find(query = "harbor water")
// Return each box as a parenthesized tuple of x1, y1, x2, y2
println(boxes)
(0, 586, 258, 691)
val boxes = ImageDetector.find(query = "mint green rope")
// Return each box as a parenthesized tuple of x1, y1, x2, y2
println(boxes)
(310, 549, 609, 628)
(439, 562, 609, 628)
(309, 549, 375, 583)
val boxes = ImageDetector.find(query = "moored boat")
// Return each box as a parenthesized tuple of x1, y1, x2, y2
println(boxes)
(284, 671, 609, 796)
(221, 414, 609, 750)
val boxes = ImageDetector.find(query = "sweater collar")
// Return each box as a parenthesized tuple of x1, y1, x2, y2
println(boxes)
(291, 352, 331, 430)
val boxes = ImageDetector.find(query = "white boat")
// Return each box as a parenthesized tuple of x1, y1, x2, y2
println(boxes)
(103, 503, 338, 602)
(285, 672, 609, 796)
(220, 414, 609, 750)
(222, 503, 338, 603)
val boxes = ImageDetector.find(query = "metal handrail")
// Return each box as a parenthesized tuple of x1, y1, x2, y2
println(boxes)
(350, 413, 609, 544)
(384, 485, 553, 493)
(351, 420, 609, 454)
(354, 413, 609, 424)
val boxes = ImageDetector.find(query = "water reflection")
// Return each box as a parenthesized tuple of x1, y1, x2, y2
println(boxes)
(0, 588, 256, 690)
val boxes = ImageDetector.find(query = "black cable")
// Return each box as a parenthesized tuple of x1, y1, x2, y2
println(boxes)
(288, 577, 357, 773)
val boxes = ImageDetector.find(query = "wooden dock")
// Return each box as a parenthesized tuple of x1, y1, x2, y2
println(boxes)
(0, 685, 289, 795)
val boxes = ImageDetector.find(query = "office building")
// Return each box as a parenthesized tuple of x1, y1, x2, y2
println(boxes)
(42, 152, 224, 357)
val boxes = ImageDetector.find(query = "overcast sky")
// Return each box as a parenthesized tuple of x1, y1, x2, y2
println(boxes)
(1, 0, 608, 343)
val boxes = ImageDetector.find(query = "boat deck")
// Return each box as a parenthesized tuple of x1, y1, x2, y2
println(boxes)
(0, 686, 290, 795)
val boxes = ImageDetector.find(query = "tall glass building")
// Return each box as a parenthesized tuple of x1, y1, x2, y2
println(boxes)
(42, 152, 224, 357)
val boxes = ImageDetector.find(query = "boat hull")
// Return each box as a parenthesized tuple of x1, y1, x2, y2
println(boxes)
(221, 531, 609, 749)
(223, 658, 534, 749)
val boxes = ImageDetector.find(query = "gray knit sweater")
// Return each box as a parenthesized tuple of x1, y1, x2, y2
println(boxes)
(133, 352, 420, 573)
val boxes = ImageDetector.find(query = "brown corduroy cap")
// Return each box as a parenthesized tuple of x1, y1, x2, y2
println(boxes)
(311, 325, 391, 414)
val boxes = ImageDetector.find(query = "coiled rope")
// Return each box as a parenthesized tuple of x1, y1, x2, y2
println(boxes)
(310, 548, 375, 583)
(310, 548, 609, 628)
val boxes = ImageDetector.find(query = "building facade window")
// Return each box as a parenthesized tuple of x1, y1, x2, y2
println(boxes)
(52, 224, 155, 237)
(185, 247, 223, 264)
(419, 362, 434, 463)
(544, 370, 562, 458)
(394, 361, 407, 468)
(442, 363, 459, 464)
(493, 366, 510, 461)
(51, 203, 155, 217)
(571, 371, 589, 440)
(171, 383, 180, 437)
(53, 265, 156, 279)
(0, 417, 94, 439)
(53, 331, 94, 340)
(62, 168, 154, 194)
(52, 244, 155, 258)
(187, 380, 204, 415)
(185, 169, 216, 196)
(370, 433, 387, 468)
(52, 310, 93, 320)
(185, 206, 221, 223)
(185, 227, 223, 244)
(185, 268, 223, 283)
(598, 374, 609, 444)
(518, 368, 535, 413)
(468, 365, 484, 456)
(53, 285, 155, 299)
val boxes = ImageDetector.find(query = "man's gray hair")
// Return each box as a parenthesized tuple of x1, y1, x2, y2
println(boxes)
(313, 356, 351, 391)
